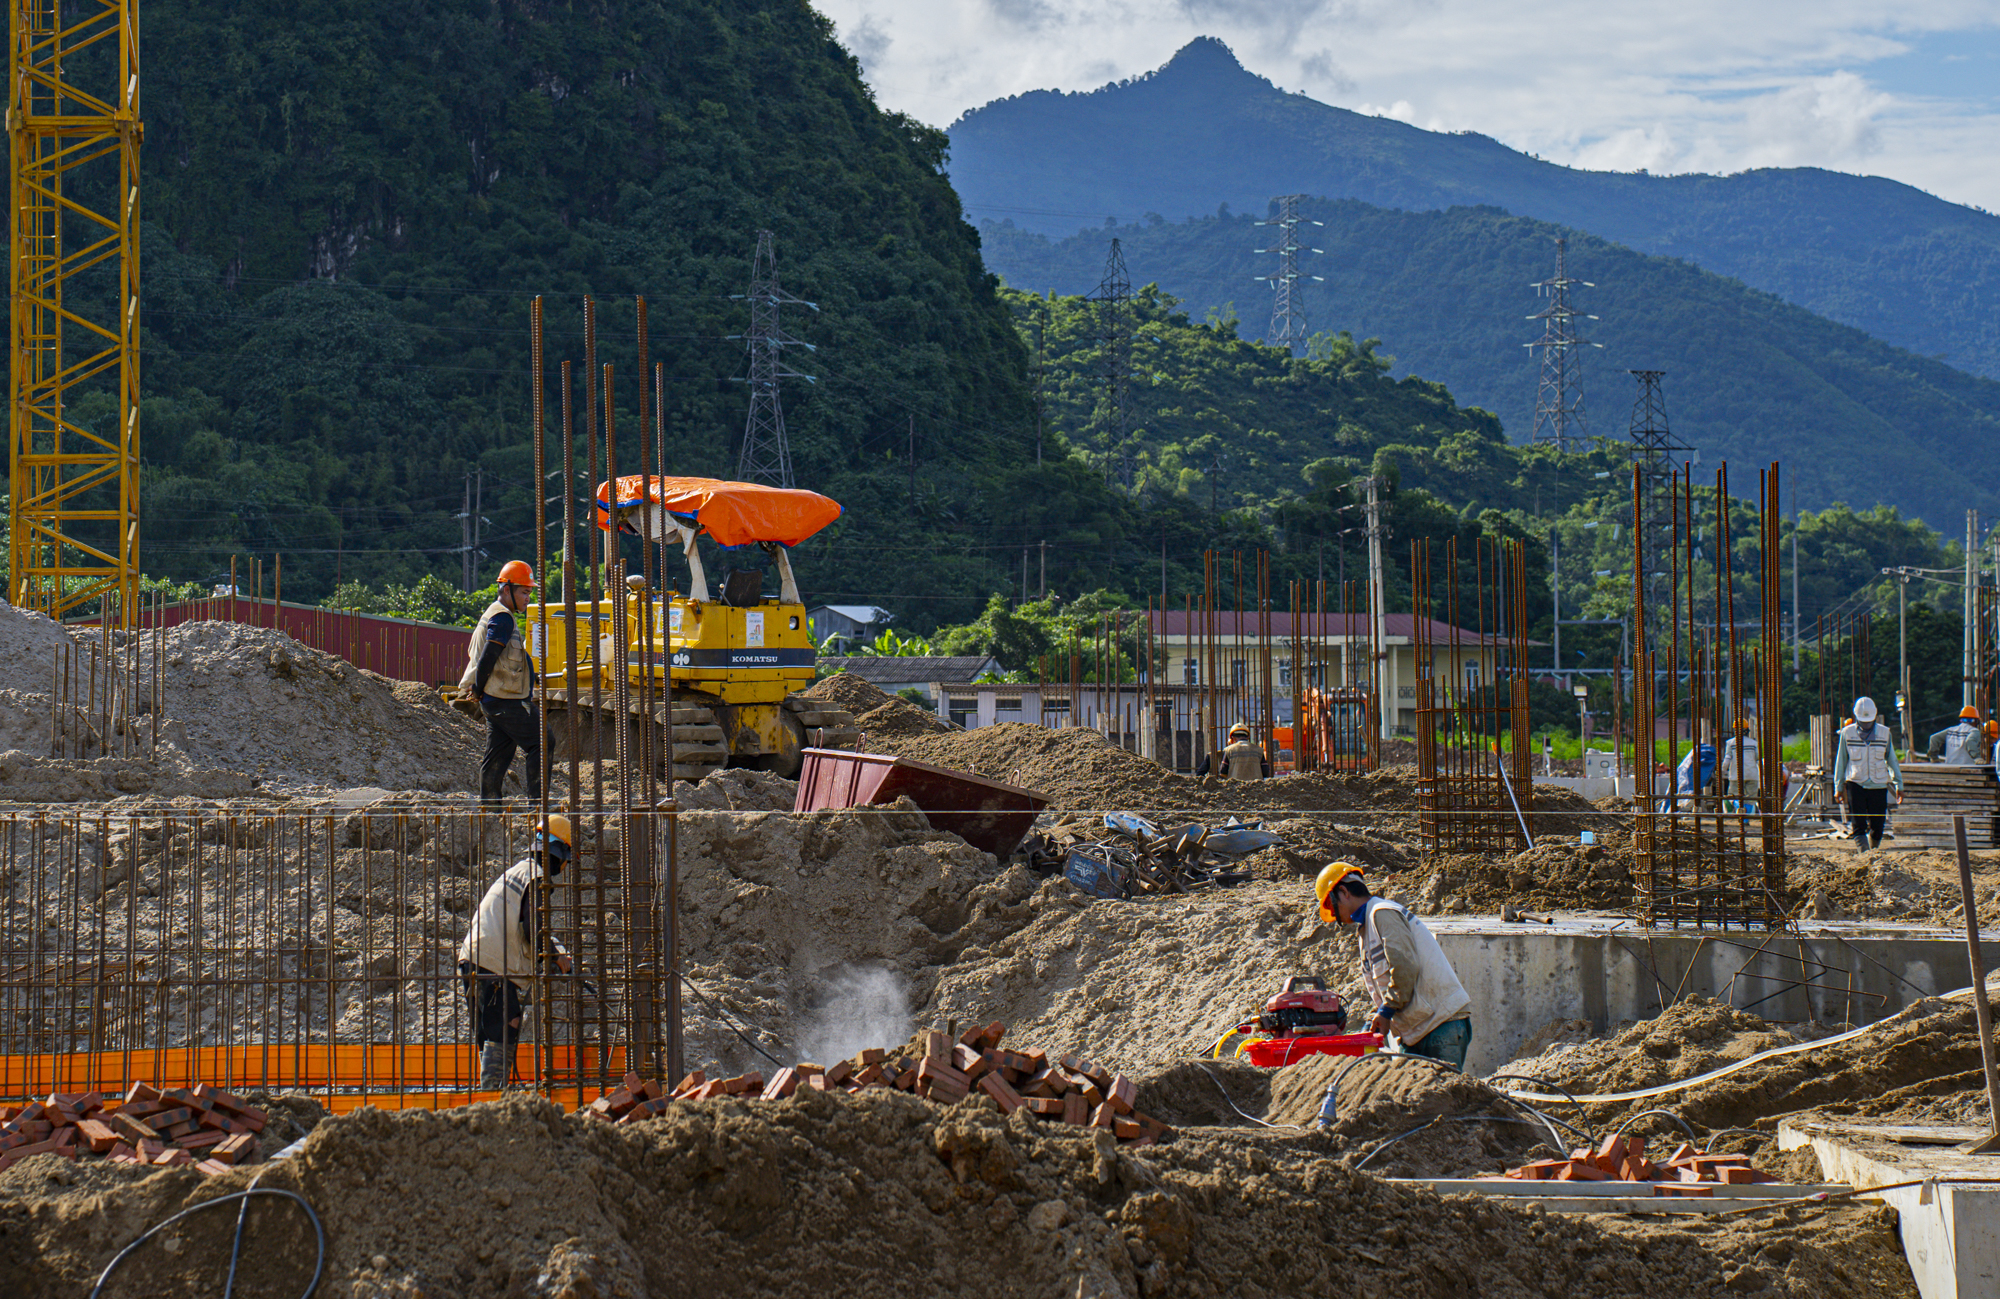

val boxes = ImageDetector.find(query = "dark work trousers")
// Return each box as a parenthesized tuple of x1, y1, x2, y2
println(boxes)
(1845, 782, 1889, 848)
(480, 696, 543, 805)
(460, 960, 524, 1048)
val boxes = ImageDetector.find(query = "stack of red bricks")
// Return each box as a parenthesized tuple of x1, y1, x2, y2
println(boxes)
(1501, 1134, 1776, 1192)
(586, 1022, 1174, 1146)
(0, 1083, 266, 1178)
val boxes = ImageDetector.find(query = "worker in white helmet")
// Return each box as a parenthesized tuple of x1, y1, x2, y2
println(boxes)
(1833, 697, 1902, 852)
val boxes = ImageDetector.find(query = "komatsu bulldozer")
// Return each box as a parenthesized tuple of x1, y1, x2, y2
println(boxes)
(530, 475, 862, 781)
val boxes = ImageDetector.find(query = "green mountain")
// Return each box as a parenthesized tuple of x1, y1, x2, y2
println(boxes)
(109, 0, 1053, 621)
(980, 202, 2000, 525)
(948, 38, 2000, 380)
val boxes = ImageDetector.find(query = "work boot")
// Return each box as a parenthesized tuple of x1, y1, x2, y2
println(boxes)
(480, 1040, 508, 1090)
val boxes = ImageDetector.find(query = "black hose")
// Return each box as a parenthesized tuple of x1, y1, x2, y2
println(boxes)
(1320, 1049, 1463, 1123)
(1192, 1061, 1301, 1130)
(1607, 1108, 1699, 1143)
(678, 973, 788, 1068)
(1703, 1126, 1767, 1153)
(90, 1188, 325, 1299)
(1352, 1116, 1550, 1173)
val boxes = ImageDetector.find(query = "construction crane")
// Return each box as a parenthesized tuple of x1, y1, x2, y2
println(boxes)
(7, 0, 143, 621)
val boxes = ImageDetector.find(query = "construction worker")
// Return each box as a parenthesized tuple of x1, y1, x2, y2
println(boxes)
(1670, 733, 1717, 809)
(1989, 720, 2000, 775)
(458, 814, 575, 1089)
(461, 560, 543, 807)
(1926, 706, 1986, 765)
(1312, 864, 1471, 1116)
(1834, 696, 1902, 852)
(1719, 719, 1758, 806)
(1194, 722, 1272, 779)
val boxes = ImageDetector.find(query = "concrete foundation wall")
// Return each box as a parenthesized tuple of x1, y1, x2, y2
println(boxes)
(1424, 918, 2000, 1075)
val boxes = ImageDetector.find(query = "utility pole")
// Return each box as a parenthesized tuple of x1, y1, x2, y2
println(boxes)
(1551, 525, 1561, 677)
(1036, 296, 1047, 466)
(1886, 567, 1914, 754)
(908, 414, 915, 504)
(1792, 481, 1801, 679)
(459, 473, 473, 592)
(1364, 474, 1388, 739)
(1968, 510, 1980, 709)
(1039, 540, 1046, 600)
(734, 229, 817, 488)
(1254, 195, 1324, 355)
(1209, 450, 1222, 515)
(1527, 238, 1600, 451)
(474, 466, 484, 582)
(1092, 239, 1132, 489)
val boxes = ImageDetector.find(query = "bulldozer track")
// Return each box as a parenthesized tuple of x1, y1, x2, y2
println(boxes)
(546, 689, 859, 782)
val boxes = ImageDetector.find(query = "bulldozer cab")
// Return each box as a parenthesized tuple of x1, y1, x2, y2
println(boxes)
(526, 476, 859, 780)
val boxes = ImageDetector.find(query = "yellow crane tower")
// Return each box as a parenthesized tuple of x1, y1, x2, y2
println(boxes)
(7, 0, 141, 621)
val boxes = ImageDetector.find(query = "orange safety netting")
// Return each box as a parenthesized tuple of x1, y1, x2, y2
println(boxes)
(0, 1043, 624, 1101)
(594, 474, 842, 547)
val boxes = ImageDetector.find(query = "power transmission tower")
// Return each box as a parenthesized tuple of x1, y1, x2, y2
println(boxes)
(734, 230, 817, 488)
(1092, 239, 1132, 488)
(1628, 369, 1689, 626)
(1254, 195, 1323, 354)
(1525, 237, 1599, 451)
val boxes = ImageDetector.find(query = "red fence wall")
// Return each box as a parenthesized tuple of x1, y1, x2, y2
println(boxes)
(112, 597, 473, 685)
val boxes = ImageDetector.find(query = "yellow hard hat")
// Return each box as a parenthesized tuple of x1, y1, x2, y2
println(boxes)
(535, 813, 574, 863)
(1229, 723, 1251, 738)
(1314, 861, 1363, 924)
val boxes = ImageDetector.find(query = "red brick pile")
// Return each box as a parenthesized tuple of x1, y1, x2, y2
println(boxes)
(1500, 1134, 1775, 1193)
(586, 1022, 1173, 1146)
(0, 1083, 266, 1177)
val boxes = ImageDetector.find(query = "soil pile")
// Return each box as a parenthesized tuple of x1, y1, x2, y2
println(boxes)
(145, 621, 481, 792)
(1789, 839, 2000, 927)
(0, 1090, 1918, 1298)
(1506, 997, 1811, 1097)
(0, 602, 71, 694)
(921, 878, 1365, 1077)
(1421, 834, 1639, 914)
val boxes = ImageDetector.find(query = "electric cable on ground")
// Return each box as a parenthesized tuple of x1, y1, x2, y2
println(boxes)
(89, 1188, 325, 1299)
(678, 972, 787, 1067)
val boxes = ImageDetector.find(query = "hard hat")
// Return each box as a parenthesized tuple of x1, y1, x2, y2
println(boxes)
(1229, 723, 1252, 738)
(497, 560, 535, 587)
(1853, 697, 1878, 723)
(534, 813, 573, 864)
(1734, 719, 1750, 732)
(1987, 721, 1999, 741)
(1314, 861, 1363, 924)
(1962, 705, 1982, 720)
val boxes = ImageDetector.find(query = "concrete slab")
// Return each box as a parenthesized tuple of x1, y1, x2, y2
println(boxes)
(1779, 1118, 2000, 1299)
(1412, 915, 2000, 1074)
(1387, 1178, 1852, 1215)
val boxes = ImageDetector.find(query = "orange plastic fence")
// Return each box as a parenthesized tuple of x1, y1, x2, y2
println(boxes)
(0, 1043, 625, 1100)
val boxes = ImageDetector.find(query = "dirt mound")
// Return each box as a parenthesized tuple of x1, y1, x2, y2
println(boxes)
(0, 603, 71, 694)
(1420, 835, 1639, 914)
(144, 621, 481, 792)
(671, 766, 798, 812)
(802, 670, 900, 715)
(1507, 996, 1810, 1098)
(0, 1090, 1918, 1298)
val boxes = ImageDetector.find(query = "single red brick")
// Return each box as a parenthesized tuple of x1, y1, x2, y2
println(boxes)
(893, 1066, 919, 1091)
(1090, 1103, 1119, 1131)
(176, 1130, 229, 1153)
(853, 1064, 885, 1087)
(795, 1063, 825, 1078)
(923, 1030, 952, 1060)
(212, 1133, 257, 1165)
(823, 1060, 854, 1085)
(672, 1069, 707, 1097)
(978, 1071, 1023, 1115)
(1062, 1094, 1088, 1126)
(1113, 1118, 1142, 1139)
(195, 1158, 233, 1178)
(983, 1022, 1007, 1048)
(761, 1068, 800, 1100)
(125, 1082, 161, 1105)
(1558, 1161, 1609, 1182)
(1023, 1097, 1064, 1117)
(111, 1113, 160, 1143)
(858, 1048, 887, 1067)
(1107, 1076, 1137, 1115)
(75, 1119, 120, 1154)
(1718, 1166, 1764, 1185)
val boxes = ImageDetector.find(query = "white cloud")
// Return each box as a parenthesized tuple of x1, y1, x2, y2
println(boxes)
(818, 0, 2000, 210)
(1739, 71, 1893, 166)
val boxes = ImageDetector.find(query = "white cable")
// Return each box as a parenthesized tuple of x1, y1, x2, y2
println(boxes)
(1497, 983, 1982, 1105)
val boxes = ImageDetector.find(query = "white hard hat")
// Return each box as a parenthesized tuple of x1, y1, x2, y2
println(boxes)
(1853, 696, 1878, 723)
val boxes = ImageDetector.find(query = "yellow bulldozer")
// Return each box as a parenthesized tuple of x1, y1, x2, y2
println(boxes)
(530, 474, 862, 781)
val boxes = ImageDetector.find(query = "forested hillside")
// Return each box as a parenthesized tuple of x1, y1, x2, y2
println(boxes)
(116, 0, 1045, 621)
(981, 202, 2000, 523)
(949, 38, 2000, 380)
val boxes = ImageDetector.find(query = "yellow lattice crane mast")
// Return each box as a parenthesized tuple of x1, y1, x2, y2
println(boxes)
(7, 0, 140, 620)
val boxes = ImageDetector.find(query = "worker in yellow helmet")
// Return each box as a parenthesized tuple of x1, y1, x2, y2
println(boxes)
(1195, 722, 1272, 779)
(458, 814, 577, 1089)
(1310, 863, 1472, 1127)
(459, 560, 544, 806)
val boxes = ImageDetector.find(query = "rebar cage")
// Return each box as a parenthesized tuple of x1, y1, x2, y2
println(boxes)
(1630, 462, 1787, 929)
(0, 806, 672, 1112)
(1414, 537, 1533, 854)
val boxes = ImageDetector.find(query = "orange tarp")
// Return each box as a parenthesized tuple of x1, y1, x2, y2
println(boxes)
(594, 474, 841, 547)
(0, 1043, 625, 1099)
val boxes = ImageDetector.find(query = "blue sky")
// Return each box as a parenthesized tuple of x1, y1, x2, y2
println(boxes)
(815, 2, 2000, 213)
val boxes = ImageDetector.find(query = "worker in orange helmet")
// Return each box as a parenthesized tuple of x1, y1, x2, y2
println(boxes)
(1310, 863, 1472, 1129)
(459, 560, 545, 806)
(1926, 705, 1987, 765)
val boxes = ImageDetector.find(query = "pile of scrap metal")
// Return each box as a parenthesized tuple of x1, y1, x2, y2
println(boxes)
(1021, 813, 1280, 900)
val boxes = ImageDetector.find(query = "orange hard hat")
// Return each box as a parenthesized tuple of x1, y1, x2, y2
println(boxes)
(1961, 705, 1982, 720)
(1988, 721, 2000, 741)
(496, 560, 535, 587)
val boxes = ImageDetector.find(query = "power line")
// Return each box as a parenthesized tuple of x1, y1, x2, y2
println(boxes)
(1526, 237, 1600, 451)
(1253, 195, 1323, 355)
